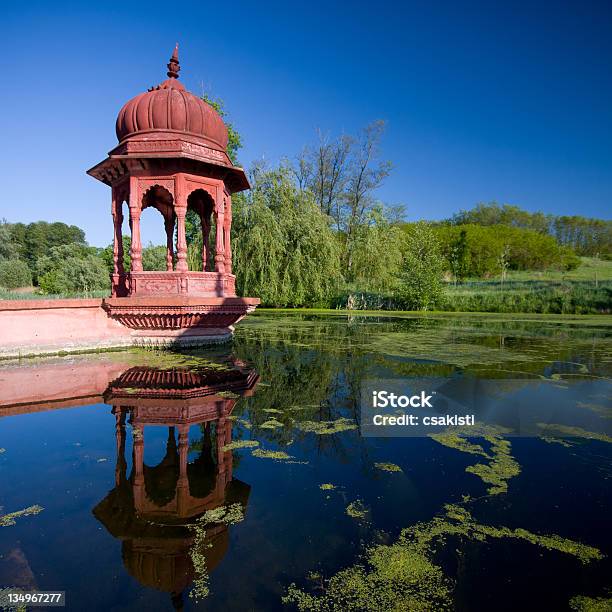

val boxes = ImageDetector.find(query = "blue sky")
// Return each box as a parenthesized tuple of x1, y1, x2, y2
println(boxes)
(3, 0, 611, 246)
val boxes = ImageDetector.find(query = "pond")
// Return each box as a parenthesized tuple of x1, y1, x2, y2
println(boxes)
(0, 312, 610, 611)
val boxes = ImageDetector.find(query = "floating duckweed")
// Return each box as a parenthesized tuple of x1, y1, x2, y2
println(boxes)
(431, 427, 520, 495)
(260, 418, 284, 430)
(217, 391, 240, 399)
(222, 440, 260, 452)
(569, 594, 612, 611)
(295, 417, 357, 435)
(537, 423, 612, 445)
(0, 504, 44, 527)
(263, 408, 283, 414)
(346, 500, 368, 519)
(320, 483, 336, 490)
(284, 502, 603, 611)
(541, 436, 574, 448)
(374, 462, 403, 473)
(252, 448, 293, 460)
(189, 503, 245, 601)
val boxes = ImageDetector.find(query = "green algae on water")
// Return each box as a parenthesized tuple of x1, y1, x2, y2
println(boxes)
(0, 504, 44, 527)
(346, 500, 369, 520)
(320, 483, 336, 490)
(189, 503, 245, 601)
(260, 418, 284, 430)
(222, 440, 260, 452)
(569, 594, 612, 612)
(252, 448, 293, 460)
(285, 503, 603, 611)
(431, 427, 520, 495)
(537, 423, 612, 445)
(295, 417, 357, 435)
(374, 462, 403, 473)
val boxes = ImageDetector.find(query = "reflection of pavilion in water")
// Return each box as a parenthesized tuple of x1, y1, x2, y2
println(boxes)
(93, 363, 258, 610)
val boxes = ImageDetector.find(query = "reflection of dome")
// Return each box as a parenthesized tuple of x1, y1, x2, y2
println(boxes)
(115, 45, 228, 153)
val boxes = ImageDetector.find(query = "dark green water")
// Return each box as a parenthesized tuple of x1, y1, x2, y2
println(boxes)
(0, 313, 610, 611)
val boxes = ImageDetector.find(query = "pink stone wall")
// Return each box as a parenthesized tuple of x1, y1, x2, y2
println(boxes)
(0, 299, 132, 358)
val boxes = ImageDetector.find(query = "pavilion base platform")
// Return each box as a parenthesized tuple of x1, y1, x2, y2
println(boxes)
(0, 296, 259, 358)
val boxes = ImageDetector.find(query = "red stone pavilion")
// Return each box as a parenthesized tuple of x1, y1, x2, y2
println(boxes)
(87, 45, 258, 346)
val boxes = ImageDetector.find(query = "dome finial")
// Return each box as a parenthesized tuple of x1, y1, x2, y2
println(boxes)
(167, 43, 180, 79)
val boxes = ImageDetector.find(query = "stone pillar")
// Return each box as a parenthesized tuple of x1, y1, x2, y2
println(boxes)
(111, 189, 125, 275)
(224, 196, 232, 275)
(129, 178, 143, 272)
(175, 206, 188, 272)
(201, 215, 210, 272)
(164, 214, 175, 272)
(215, 200, 225, 274)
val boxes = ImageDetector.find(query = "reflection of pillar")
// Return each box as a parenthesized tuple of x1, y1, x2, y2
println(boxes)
(175, 206, 188, 273)
(164, 214, 175, 272)
(132, 424, 144, 508)
(215, 202, 225, 273)
(129, 180, 143, 272)
(224, 196, 232, 275)
(177, 424, 189, 516)
(224, 405, 233, 482)
(113, 407, 126, 487)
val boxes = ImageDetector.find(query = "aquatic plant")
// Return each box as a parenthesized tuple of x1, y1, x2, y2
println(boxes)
(431, 427, 520, 495)
(260, 418, 284, 430)
(222, 440, 260, 452)
(189, 503, 245, 601)
(295, 417, 358, 435)
(537, 423, 612, 445)
(284, 504, 603, 611)
(569, 594, 612, 611)
(252, 448, 293, 460)
(0, 505, 44, 527)
(320, 483, 336, 490)
(346, 500, 369, 520)
(374, 462, 403, 473)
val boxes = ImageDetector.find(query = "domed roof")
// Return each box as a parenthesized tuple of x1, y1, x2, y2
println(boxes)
(115, 45, 228, 152)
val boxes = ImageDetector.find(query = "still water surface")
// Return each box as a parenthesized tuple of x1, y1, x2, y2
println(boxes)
(0, 313, 610, 611)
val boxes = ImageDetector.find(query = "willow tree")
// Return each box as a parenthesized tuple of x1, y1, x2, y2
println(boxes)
(232, 166, 343, 306)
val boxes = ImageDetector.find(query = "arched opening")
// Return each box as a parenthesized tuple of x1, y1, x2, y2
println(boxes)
(141, 185, 176, 272)
(187, 189, 215, 272)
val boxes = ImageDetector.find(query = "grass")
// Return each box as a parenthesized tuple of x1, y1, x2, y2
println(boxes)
(0, 289, 108, 300)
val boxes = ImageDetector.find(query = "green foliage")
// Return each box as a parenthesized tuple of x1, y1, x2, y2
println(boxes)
(347, 207, 403, 291)
(433, 223, 580, 278)
(7, 220, 86, 271)
(142, 243, 167, 271)
(396, 222, 445, 310)
(0, 259, 32, 289)
(100, 235, 131, 273)
(201, 94, 242, 165)
(232, 166, 343, 307)
(450, 202, 611, 258)
(37, 244, 109, 294)
(0, 220, 19, 260)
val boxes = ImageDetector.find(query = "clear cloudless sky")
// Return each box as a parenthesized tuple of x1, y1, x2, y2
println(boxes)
(2, 0, 611, 246)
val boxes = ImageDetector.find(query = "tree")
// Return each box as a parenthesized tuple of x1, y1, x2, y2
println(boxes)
(343, 121, 392, 276)
(36, 244, 109, 294)
(232, 166, 343, 306)
(396, 222, 445, 310)
(142, 243, 168, 271)
(0, 259, 32, 289)
(0, 220, 19, 260)
(348, 206, 403, 291)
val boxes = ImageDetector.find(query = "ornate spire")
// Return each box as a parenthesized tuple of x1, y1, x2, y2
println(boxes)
(167, 43, 180, 79)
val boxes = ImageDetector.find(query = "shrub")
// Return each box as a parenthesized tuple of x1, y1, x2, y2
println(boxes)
(0, 259, 32, 289)
(38, 255, 109, 294)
